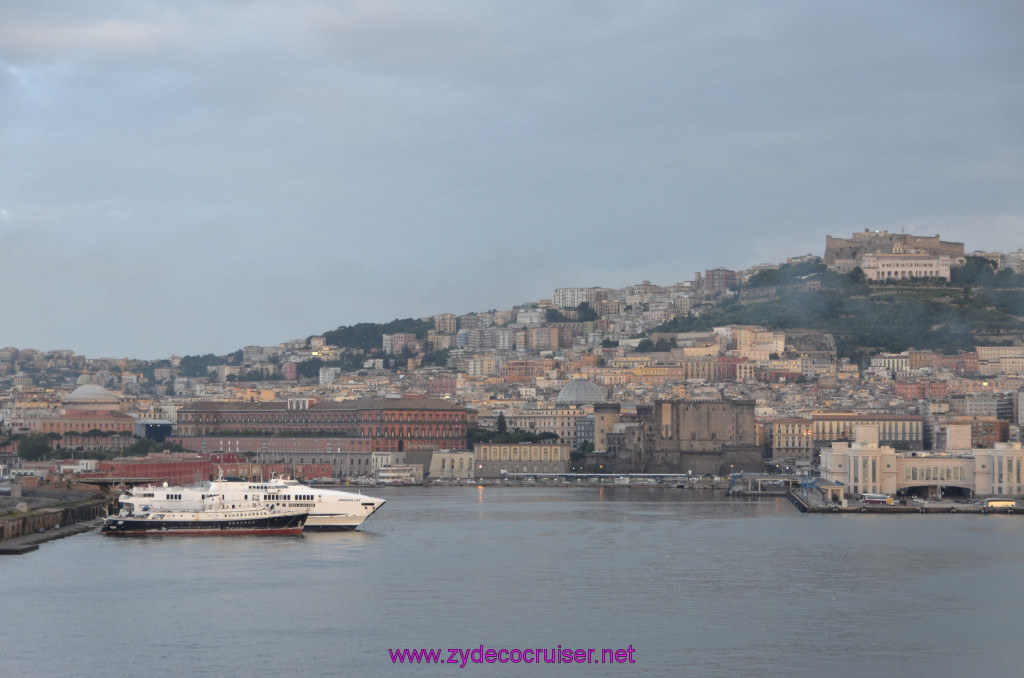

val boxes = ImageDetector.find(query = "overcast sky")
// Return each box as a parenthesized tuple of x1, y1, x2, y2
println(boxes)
(2, 1, 1022, 359)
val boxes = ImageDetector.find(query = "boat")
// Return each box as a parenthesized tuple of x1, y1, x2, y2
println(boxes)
(111, 473, 386, 532)
(102, 491, 308, 536)
(257, 475, 386, 531)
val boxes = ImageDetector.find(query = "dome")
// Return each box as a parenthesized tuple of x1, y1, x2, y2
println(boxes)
(556, 379, 606, 406)
(65, 384, 120, 405)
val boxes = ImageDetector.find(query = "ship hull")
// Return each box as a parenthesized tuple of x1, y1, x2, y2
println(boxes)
(302, 502, 385, 531)
(102, 513, 306, 536)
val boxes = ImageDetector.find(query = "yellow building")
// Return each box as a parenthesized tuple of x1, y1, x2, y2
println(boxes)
(474, 442, 571, 477)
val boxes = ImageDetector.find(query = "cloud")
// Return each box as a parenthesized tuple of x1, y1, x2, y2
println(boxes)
(1, 1, 1022, 356)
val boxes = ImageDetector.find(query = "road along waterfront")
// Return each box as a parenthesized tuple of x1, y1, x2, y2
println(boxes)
(2, 486, 1022, 677)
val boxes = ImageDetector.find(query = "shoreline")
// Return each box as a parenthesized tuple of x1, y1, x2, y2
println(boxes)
(2, 484, 1018, 556)
(0, 517, 103, 555)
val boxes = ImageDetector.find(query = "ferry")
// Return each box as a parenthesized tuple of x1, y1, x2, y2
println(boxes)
(103, 488, 308, 536)
(113, 473, 386, 531)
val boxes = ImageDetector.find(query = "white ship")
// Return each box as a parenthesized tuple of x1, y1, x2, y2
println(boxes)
(114, 474, 385, 531)
(103, 489, 308, 535)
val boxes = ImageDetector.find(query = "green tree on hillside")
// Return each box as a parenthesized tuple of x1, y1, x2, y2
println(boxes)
(18, 434, 52, 460)
(322, 319, 433, 350)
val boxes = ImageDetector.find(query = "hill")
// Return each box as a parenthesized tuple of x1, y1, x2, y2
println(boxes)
(654, 258, 1024, 362)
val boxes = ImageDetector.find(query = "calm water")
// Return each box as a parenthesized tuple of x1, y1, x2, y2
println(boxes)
(2, 486, 1023, 677)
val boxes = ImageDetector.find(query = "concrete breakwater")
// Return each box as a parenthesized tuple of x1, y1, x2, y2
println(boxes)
(0, 499, 107, 552)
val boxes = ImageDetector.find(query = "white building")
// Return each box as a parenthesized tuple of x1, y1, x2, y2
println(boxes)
(553, 287, 599, 309)
(859, 245, 961, 281)
(821, 425, 1024, 499)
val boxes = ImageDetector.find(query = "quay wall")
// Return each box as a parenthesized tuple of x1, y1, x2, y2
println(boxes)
(0, 500, 107, 542)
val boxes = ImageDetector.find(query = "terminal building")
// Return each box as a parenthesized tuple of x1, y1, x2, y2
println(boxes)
(821, 425, 1024, 499)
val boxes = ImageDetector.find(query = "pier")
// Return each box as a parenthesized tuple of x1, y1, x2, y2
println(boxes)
(1, 486, 108, 555)
(787, 489, 1023, 515)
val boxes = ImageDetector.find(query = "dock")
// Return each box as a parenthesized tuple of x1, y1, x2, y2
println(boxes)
(0, 517, 103, 555)
(787, 490, 1023, 515)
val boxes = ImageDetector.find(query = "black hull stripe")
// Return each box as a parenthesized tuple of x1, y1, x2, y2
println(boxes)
(103, 514, 306, 534)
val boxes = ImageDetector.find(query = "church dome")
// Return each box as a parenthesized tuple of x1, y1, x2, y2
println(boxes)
(556, 379, 606, 406)
(65, 384, 121, 409)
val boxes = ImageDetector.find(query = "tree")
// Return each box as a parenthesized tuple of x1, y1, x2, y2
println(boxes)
(123, 438, 158, 457)
(846, 267, 867, 286)
(496, 413, 508, 433)
(546, 308, 568, 323)
(576, 302, 599, 321)
(654, 339, 675, 352)
(420, 349, 450, 367)
(18, 434, 52, 461)
(322, 318, 433, 350)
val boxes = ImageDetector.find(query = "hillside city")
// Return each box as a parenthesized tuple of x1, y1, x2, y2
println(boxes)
(3, 229, 1024, 499)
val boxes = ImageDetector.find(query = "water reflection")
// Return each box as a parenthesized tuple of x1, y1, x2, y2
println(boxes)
(3, 486, 1024, 677)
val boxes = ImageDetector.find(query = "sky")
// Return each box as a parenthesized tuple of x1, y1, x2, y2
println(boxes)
(2, 1, 1022, 359)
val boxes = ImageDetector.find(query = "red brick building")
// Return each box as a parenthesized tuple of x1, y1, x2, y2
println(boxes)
(895, 381, 950, 400)
(175, 397, 473, 453)
(932, 352, 979, 376)
(89, 456, 212, 485)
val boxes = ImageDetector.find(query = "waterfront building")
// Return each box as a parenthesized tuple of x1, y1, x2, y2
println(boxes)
(590, 399, 761, 475)
(87, 455, 213, 485)
(821, 425, 1024, 499)
(375, 464, 423, 484)
(172, 436, 375, 478)
(474, 442, 571, 478)
(175, 398, 473, 456)
(427, 450, 476, 480)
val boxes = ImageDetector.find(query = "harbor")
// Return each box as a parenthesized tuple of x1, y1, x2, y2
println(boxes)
(0, 483, 108, 553)
(3, 470, 1021, 555)
(4, 485, 1023, 678)
(0, 517, 102, 555)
